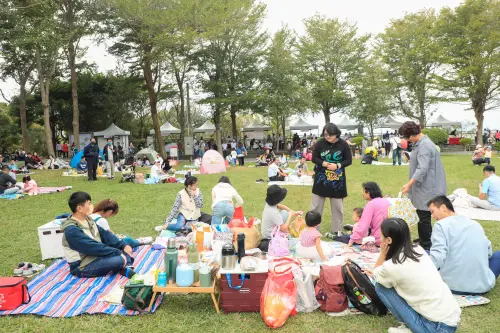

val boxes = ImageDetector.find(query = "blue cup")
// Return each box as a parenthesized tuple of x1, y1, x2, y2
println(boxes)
(158, 272, 167, 287)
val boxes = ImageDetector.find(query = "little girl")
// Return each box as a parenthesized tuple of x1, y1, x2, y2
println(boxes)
(90, 199, 152, 248)
(296, 211, 334, 262)
(485, 146, 492, 165)
(22, 175, 38, 195)
(230, 148, 237, 166)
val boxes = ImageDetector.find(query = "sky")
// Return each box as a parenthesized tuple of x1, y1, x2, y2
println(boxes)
(1, 0, 498, 131)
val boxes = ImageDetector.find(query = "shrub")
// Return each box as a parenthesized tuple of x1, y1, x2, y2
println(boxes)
(460, 138, 473, 146)
(495, 142, 500, 152)
(350, 136, 364, 147)
(422, 128, 448, 145)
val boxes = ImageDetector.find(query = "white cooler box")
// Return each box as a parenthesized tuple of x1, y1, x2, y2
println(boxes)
(38, 220, 66, 260)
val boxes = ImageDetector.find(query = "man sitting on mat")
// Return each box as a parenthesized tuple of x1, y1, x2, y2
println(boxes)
(468, 165, 500, 211)
(428, 195, 499, 295)
(268, 158, 287, 181)
(61, 191, 136, 279)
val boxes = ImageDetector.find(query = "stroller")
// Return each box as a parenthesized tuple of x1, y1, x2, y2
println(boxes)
(120, 154, 137, 183)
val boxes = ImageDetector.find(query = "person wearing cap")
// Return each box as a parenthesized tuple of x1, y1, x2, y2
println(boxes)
(150, 159, 166, 180)
(472, 144, 486, 166)
(259, 185, 301, 252)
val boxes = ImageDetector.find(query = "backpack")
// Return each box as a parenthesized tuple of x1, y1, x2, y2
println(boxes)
(314, 265, 348, 313)
(268, 225, 289, 257)
(341, 259, 387, 316)
(121, 282, 154, 312)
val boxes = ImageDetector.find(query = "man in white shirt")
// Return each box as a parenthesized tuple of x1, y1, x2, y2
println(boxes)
(222, 142, 228, 158)
(268, 158, 287, 181)
(230, 140, 236, 150)
(391, 135, 402, 166)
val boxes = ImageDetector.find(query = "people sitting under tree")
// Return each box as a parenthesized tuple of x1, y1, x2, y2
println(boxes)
(428, 196, 499, 295)
(294, 156, 311, 176)
(472, 144, 487, 166)
(8, 159, 18, 173)
(61, 192, 136, 279)
(268, 157, 287, 181)
(0, 165, 21, 195)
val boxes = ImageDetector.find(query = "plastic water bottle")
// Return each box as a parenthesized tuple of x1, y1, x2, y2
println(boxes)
(157, 272, 167, 287)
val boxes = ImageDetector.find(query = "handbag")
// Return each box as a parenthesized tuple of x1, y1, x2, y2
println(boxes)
(268, 225, 290, 257)
(387, 192, 419, 227)
(121, 281, 154, 312)
(231, 225, 261, 250)
(0, 277, 31, 310)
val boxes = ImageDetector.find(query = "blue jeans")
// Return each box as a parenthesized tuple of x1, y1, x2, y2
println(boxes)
(122, 237, 140, 248)
(166, 213, 194, 232)
(393, 148, 402, 165)
(212, 201, 235, 225)
(77, 253, 133, 278)
(2, 187, 21, 195)
(376, 284, 458, 333)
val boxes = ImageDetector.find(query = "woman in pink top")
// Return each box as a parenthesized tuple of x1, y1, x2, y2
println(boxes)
(348, 182, 390, 247)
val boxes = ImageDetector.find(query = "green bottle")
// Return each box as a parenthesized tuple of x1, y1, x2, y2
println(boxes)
(165, 239, 178, 284)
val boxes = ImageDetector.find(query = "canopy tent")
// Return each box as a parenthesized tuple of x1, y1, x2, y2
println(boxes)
(93, 123, 130, 149)
(289, 118, 317, 131)
(135, 148, 159, 163)
(428, 115, 461, 127)
(194, 120, 216, 133)
(150, 121, 181, 136)
(337, 117, 359, 130)
(380, 117, 403, 130)
(242, 120, 272, 132)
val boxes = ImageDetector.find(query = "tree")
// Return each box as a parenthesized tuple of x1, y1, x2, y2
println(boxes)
(351, 59, 393, 138)
(0, 1, 38, 151)
(260, 27, 308, 146)
(377, 10, 442, 126)
(437, 0, 500, 144)
(0, 102, 20, 150)
(298, 15, 369, 123)
(58, 0, 102, 148)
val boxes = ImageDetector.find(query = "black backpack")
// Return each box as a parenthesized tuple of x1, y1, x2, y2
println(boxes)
(341, 259, 387, 316)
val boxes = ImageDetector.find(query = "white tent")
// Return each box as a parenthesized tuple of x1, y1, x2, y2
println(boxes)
(428, 115, 461, 127)
(381, 117, 403, 130)
(93, 123, 130, 149)
(242, 120, 272, 132)
(337, 117, 359, 130)
(289, 118, 317, 131)
(194, 120, 216, 133)
(150, 121, 181, 136)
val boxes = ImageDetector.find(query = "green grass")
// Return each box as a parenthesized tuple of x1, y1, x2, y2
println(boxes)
(1, 155, 499, 332)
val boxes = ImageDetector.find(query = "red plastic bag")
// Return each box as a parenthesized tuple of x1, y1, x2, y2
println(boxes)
(233, 206, 245, 221)
(260, 258, 299, 328)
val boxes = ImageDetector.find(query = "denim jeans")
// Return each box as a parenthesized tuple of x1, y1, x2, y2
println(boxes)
(77, 253, 133, 278)
(122, 236, 140, 248)
(212, 201, 235, 225)
(393, 148, 402, 165)
(376, 283, 458, 333)
(2, 187, 21, 195)
(166, 213, 194, 232)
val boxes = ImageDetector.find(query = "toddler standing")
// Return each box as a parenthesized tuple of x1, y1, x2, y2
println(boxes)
(485, 146, 492, 165)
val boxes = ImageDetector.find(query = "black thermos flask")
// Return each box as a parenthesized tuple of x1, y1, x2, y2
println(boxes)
(237, 233, 246, 263)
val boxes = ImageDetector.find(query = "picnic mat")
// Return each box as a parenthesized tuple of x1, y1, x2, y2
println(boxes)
(451, 193, 500, 222)
(37, 186, 73, 194)
(0, 193, 24, 200)
(0, 246, 164, 317)
(371, 161, 409, 166)
(175, 170, 200, 175)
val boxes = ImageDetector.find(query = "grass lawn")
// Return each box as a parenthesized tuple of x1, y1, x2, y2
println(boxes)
(1, 155, 499, 332)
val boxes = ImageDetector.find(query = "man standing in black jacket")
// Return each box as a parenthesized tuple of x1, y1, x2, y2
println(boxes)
(84, 137, 99, 181)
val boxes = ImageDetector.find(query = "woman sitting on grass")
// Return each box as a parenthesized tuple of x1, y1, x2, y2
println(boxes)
(364, 218, 461, 333)
(22, 175, 38, 195)
(162, 176, 211, 232)
(90, 199, 152, 247)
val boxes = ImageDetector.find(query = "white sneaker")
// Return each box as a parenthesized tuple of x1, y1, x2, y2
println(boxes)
(137, 237, 153, 245)
(154, 226, 163, 232)
(388, 324, 412, 333)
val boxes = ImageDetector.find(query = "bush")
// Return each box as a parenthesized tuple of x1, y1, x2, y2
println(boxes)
(422, 128, 448, 145)
(460, 138, 473, 146)
(495, 142, 500, 152)
(350, 136, 364, 147)
(28, 124, 48, 156)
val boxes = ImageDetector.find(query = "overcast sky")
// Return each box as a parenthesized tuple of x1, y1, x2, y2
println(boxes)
(1, 0, 498, 130)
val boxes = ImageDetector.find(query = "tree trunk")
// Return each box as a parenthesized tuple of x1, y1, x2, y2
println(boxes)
(69, 41, 80, 148)
(230, 105, 238, 139)
(474, 103, 485, 146)
(19, 81, 29, 152)
(143, 57, 167, 159)
(175, 72, 185, 144)
(41, 81, 55, 157)
(323, 107, 330, 123)
(214, 106, 222, 155)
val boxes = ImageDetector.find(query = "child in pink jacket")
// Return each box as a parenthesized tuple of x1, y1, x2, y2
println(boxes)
(22, 175, 38, 195)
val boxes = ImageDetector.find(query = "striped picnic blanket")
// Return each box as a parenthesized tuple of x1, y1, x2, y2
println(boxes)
(0, 246, 164, 317)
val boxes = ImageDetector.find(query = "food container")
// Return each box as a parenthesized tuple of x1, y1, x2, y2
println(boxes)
(253, 252, 267, 260)
(176, 263, 194, 287)
(221, 244, 236, 270)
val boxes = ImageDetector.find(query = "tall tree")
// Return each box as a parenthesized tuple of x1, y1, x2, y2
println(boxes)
(298, 15, 369, 123)
(58, 0, 101, 148)
(0, 1, 38, 151)
(377, 10, 442, 126)
(260, 27, 308, 146)
(351, 59, 393, 138)
(437, 0, 500, 144)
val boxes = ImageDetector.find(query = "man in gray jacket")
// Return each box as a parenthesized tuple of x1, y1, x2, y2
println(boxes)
(399, 121, 446, 250)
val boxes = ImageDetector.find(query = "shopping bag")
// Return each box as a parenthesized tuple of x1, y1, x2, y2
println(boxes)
(213, 218, 234, 245)
(261, 258, 299, 328)
(231, 225, 261, 250)
(293, 269, 319, 313)
(387, 192, 419, 227)
(233, 206, 245, 221)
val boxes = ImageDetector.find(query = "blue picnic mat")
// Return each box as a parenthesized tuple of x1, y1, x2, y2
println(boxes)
(0, 246, 164, 317)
